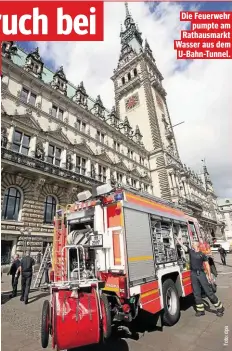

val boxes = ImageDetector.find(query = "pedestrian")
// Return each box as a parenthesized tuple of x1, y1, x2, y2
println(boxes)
(7, 254, 21, 298)
(16, 250, 35, 304)
(176, 238, 224, 317)
(218, 245, 227, 265)
(208, 256, 217, 283)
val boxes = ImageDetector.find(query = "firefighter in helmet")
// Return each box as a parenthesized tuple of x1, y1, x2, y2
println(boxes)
(177, 238, 224, 317)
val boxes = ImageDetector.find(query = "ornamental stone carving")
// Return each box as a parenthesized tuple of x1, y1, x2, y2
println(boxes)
(1, 126, 8, 148)
(66, 154, 73, 170)
(51, 66, 67, 95)
(35, 141, 45, 161)
(74, 81, 88, 109)
(24, 47, 44, 79)
(1, 41, 17, 59)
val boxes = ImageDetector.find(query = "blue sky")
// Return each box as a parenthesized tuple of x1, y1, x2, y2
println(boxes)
(17, 1, 232, 71)
(14, 2, 232, 196)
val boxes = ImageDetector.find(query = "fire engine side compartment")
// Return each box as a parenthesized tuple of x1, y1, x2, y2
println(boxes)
(121, 196, 191, 315)
(122, 206, 156, 285)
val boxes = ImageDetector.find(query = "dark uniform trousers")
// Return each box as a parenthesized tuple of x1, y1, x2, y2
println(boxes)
(21, 272, 32, 303)
(191, 270, 223, 312)
(220, 254, 226, 265)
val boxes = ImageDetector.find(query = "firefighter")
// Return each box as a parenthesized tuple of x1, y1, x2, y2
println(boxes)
(218, 245, 227, 265)
(176, 238, 224, 317)
(16, 250, 35, 304)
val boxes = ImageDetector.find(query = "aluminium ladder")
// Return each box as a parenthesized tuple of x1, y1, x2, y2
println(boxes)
(33, 244, 52, 289)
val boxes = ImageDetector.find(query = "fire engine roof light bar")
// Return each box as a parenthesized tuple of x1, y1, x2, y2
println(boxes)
(77, 190, 92, 202)
(94, 184, 113, 197)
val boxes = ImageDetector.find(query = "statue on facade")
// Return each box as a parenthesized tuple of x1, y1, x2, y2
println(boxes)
(110, 174, 117, 187)
(66, 154, 72, 170)
(35, 142, 45, 160)
(1, 127, 8, 148)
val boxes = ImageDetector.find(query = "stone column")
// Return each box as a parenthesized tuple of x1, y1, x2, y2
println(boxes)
(7, 124, 15, 149)
(44, 141, 49, 161)
(29, 135, 37, 157)
(106, 167, 111, 184)
(61, 149, 67, 168)
(86, 159, 91, 177)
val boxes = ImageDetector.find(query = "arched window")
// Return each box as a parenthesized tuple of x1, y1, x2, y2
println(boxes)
(134, 68, 137, 77)
(128, 72, 131, 81)
(44, 195, 57, 224)
(121, 77, 125, 85)
(1, 187, 22, 221)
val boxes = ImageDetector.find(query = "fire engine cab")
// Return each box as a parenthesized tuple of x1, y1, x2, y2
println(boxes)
(41, 184, 201, 350)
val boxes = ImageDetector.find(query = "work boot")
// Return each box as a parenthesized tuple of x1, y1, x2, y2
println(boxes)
(216, 306, 225, 317)
(195, 311, 205, 317)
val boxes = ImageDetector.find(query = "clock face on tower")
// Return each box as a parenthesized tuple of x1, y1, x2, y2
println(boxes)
(125, 93, 139, 111)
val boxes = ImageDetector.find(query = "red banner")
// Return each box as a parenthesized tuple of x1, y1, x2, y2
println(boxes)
(0, 1, 104, 41)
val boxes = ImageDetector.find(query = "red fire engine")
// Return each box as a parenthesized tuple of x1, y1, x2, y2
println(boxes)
(41, 184, 202, 350)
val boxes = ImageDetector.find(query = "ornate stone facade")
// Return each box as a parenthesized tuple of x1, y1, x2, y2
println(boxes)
(1, 5, 223, 260)
(111, 3, 223, 241)
(1, 41, 152, 262)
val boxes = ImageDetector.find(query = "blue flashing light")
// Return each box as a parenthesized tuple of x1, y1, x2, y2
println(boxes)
(114, 192, 123, 201)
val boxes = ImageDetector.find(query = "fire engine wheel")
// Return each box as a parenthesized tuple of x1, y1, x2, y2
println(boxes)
(41, 300, 50, 348)
(162, 279, 180, 326)
(100, 294, 112, 341)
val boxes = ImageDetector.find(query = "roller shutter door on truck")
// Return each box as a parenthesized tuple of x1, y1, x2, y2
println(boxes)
(123, 208, 155, 285)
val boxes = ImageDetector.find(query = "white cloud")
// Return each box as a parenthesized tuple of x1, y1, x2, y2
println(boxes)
(36, 2, 232, 197)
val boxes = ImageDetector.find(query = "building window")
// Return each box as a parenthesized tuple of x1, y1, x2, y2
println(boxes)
(12, 130, 30, 155)
(82, 122, 86, 133)
(128, 72, 131, 81)
(91, 164, 95, 178)
(97, 131, 105, 143)
(20, 87, 37, 106)
(98, 165, 107, 183)
(131, 179, 137, 188)
(140, 156, 144, 165)
(76, 156, 86, 175)
(44, 195, 57, 224)
(127, 148, 133, 158)
(122, 77, 125, 85)
(20, 88, 29, 103)
(29, 92, 37, 106)
(113, 140, 120, 152)
(134, 68, 137, 77)
(51, 105, 63, 121)
(1, 187, 22, 221)
(47, 144, 61, 166)
(144, 184, 148, 192)
(116, 172, 123, 183)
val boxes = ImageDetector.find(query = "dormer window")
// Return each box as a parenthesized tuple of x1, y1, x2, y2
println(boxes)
(24, 47, 43, 79)
(51, 66, 68, 95)
(73, 81, 88, 108)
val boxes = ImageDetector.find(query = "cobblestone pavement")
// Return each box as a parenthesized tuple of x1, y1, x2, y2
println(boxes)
(1, 253, 232, 351)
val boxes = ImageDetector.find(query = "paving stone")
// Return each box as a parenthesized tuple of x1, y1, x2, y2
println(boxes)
(1, 255, 232, 351)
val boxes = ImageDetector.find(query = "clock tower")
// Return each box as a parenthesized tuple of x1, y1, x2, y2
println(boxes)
(111, 3, 182, 201)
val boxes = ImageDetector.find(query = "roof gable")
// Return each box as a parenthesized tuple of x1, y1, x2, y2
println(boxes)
(116, 160, 129, 172)
(96, 151, 113, 164)
(130, 167, 141, 178)
(74, 140, 94, 155)
(46, 126, 71, 144)
(12, 112, 43, 131)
